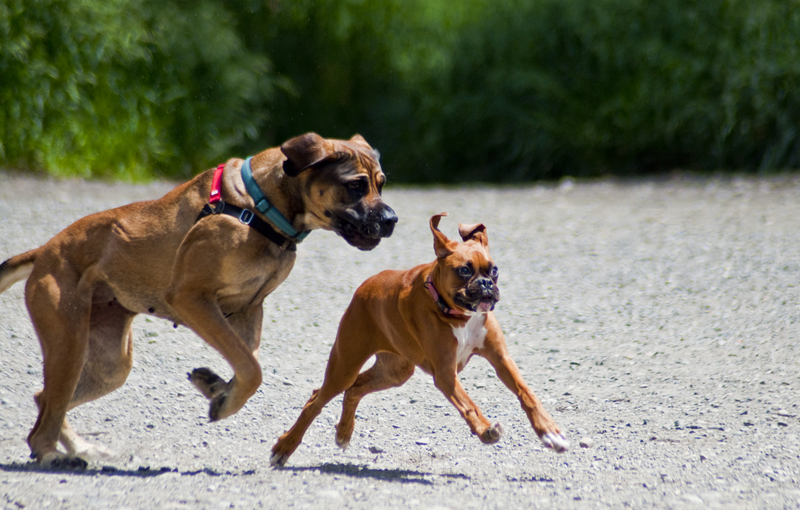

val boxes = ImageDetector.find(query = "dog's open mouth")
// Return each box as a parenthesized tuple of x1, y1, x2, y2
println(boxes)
(476, 299, 495, 313)
(455, 294, 499, 314)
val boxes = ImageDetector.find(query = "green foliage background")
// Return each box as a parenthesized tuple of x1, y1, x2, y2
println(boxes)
(2, 0, 799, 182)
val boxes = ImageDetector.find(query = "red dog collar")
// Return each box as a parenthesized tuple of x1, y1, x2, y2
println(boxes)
(209, 164, 225, 203)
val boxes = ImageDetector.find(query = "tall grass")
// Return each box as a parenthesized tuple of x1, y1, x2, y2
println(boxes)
(1, 0, 798, 181)
(0, 0, 279, 180)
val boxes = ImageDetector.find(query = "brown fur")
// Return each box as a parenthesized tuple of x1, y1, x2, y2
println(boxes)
(270, 213, 567, 466)
(0, 133, 396, 468)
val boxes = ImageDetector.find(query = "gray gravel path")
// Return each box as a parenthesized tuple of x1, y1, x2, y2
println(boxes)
(1, 172, 799, 509)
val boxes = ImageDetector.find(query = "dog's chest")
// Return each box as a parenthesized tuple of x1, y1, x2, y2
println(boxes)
(450, 314, 487, 370)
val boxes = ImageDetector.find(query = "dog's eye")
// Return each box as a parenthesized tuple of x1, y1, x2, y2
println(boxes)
(488, 266, 499, 278)
(346, 179, 367, 198)
(457, 266, 472, 278)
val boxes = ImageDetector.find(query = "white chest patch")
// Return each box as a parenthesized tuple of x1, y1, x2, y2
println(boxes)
(451, 314, 488, 369)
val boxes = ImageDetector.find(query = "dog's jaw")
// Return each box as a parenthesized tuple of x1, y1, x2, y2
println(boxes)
(453, 286, 500, 313)
(331, 204, 397, 251)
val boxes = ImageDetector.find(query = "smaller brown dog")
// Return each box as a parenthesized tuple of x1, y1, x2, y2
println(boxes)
(270, 213, 568, 466)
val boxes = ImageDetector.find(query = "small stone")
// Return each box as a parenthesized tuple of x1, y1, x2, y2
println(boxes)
(368, 446, 384, 454)
(415, 438, 429, 445)
(674, 420, 684, 429)
(579, 438, 594, 448)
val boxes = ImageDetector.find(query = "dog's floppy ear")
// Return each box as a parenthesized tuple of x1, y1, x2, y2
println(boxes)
(349, 134, 373, 148)
(458, 223, 488, 247)
(430, 213, 457, 258)
(281, 132, 340, 177)
(349, 134, 380, 161)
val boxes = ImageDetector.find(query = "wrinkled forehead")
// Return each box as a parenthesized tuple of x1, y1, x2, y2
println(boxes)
(335, 141, 382, 177)
(451, 242, 493, 266)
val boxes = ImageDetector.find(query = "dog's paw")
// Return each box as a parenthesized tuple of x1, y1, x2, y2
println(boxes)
(208, 392, 229, 422)
(480, 422, 504, 444)
(40, 451, 88, 470)
(188, 368, 227, 400)
(69, 441, 117, 462)
(335, 437, 350, 451)
(269, 451, 289, 467)
(540, 431, 569, 453)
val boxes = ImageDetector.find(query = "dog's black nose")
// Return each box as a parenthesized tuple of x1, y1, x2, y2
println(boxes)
(377, 205, 398, 237)
(477, 278, 494, 293)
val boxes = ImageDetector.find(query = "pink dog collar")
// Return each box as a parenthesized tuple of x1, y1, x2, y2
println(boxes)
(425, 275, 469, 319)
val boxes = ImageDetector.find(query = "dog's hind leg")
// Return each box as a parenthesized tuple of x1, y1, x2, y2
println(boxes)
(31, 284, 136, 466)
(63, 293, 136, 460)
(270, 319, 377, 466)
(25, 266, 93, 468)
(335, 352, 415, 449)
(188, 305, 263, 401)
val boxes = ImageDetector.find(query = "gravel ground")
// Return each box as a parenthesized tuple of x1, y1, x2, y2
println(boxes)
(1, 171, 799, 509)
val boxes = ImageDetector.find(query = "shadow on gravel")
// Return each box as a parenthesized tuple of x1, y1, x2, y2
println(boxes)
(506, 474, 555, 483)
(283, 462, 470, 485)
(0, 462, 256, 478)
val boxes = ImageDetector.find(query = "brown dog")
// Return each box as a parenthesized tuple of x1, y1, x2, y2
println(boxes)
(270, 213, 568, 466)
(0, 133, 397, 468)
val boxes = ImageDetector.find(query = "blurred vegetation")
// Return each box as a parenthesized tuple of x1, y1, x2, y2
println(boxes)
(1, 0, 799, 182)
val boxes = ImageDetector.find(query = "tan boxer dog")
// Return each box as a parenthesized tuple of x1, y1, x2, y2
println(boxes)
(0, 132, 397, 468)
(270, 213, 568, 466)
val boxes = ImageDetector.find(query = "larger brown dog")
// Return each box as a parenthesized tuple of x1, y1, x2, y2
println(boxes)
(270, 213, 567, 466)
(0, 133, 397, 468)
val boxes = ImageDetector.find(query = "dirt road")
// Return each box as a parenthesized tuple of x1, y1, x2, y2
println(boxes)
(1, 172, 798, 508)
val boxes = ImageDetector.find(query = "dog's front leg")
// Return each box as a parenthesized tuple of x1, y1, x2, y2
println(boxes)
(187, 305, 264, 401)
(480, 320, 569, 453)
(430, 355, 503, 444)
(165, 291, 262, 421)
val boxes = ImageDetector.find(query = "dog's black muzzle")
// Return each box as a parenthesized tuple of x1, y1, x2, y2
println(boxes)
(335, 201, 398, 251)
(360, 204, 398, 238)
(455, 277, 500, 312)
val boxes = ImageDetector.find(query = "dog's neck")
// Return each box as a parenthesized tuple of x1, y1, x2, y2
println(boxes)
(426, 265, 470, 320)
(247, 157, 309, 234)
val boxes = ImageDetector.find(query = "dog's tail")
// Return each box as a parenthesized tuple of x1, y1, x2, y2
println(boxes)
(0, 248, 40, 294)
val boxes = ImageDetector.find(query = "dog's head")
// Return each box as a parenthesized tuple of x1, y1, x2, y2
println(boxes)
(429, 213, 500, 314)
(281, 133, 397, 251)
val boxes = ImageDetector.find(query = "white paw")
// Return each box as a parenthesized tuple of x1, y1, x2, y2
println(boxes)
(490, 422, 504, 441)
(72, 443, 117, 461)
(336, 438, 350, 451)
(540, 431, 569, 453)
(269, 452, 287, 467)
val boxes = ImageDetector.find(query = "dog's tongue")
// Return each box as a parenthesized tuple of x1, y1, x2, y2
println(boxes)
(478, 301, 493, 313)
